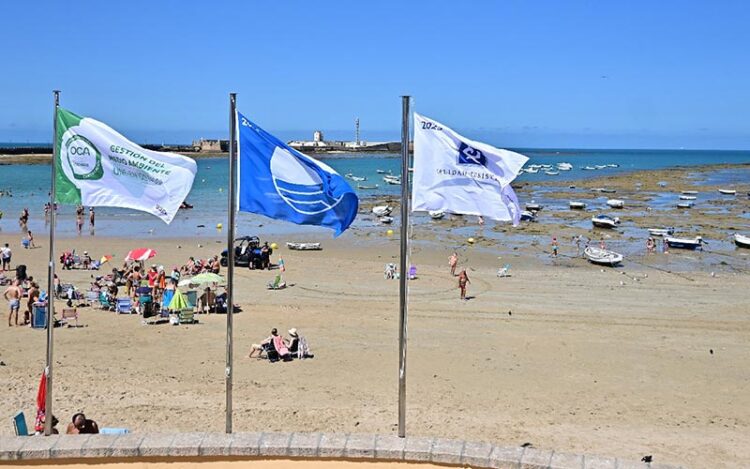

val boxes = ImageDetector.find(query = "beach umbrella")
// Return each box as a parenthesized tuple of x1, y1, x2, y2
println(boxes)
(124, 248, 157, 262)
(188, 272, 225, 285)
(168, 289, 192, 311)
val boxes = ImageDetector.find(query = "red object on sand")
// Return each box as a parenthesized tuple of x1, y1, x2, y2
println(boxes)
(125, 248, 157, 262)
(35, 371, 46, 432)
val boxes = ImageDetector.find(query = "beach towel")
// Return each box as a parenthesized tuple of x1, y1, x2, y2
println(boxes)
(272, 335, 289, 356)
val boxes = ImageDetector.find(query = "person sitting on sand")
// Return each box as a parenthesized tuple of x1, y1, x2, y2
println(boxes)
(82, 251, 92, 270)
(249, 328, 287, 358)
(287, 328, 314, 359)
(66, 413, 99, 434)
(199, 287, 216, 314)
(458, 269, 470, 300)
(449, 252, 458, 276)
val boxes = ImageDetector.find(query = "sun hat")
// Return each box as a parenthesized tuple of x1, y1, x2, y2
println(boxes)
(288, 328, 298, 337)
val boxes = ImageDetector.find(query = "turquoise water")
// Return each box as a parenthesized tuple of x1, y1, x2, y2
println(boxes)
(0, 148, 748, 238)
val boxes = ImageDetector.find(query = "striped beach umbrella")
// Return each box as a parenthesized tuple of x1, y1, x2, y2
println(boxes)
(124, 248, 157, 262)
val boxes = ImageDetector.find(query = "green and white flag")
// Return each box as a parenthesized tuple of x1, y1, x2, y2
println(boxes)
(55, 108, 197, 223)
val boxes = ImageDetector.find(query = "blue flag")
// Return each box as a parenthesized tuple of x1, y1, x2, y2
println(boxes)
(237, 112, 358, 236)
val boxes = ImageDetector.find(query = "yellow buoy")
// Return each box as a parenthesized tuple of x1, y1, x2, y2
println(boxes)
(270, 242, 278, 250)
(467, 237, 475, 244)
(216, 223, 223, 230)
(386, 229, 394, 236)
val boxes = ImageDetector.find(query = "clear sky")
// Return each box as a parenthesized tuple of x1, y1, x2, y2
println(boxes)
(1, 0, 749, 149)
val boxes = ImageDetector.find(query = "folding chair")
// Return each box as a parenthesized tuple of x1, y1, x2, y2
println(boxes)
(178, 308, 195, 324)
(61, 308, 79, 327)
(13, 412, 31, 436)
(116, 297, 132, 314)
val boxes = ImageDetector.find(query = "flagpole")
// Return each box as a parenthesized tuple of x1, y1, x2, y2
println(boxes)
(44, 90, 60, 436)
(225, 93, 237, 433)
(397, 95, 410, 438)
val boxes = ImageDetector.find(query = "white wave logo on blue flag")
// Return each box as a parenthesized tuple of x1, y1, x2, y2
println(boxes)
(237, 112, 358, 236)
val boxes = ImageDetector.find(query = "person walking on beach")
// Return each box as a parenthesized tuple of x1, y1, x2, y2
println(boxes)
(599, 238, 606, 250)
(449, 252, 458, 276)
(4, 280, 22, 326)
(89, 207, 95, 230)
(646, 237, 655, 254)
(75, 205, 84, 235)
(551, 237, 559, 257)
(458, 269, 470, 300)
(1, 243, 11, 270)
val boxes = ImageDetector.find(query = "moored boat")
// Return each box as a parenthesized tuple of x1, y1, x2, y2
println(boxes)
(681, 190, 698, 195)
(379, 216, 394, 224)
(665, 236, 704, 250)
(372, 205, 393, 217)
(679, 195, 697, 200)
(718, 189, 736, 195)
(592, 214, 620, 229)
(383, 175, 401, 185)
(428, 210, 445, 220)
(584, 246, 624, 266)
(357, 184, 379, 190)
(569, 201, 587, 210)
(734, 233, 750, 249)
(606, 199, 624, 208)
(545, 170, 559, 175)
(526, 201, 542, 211)
(520, 210, 536, 222)
(648, 227, 675, 237)
(677, 201, 694, 209)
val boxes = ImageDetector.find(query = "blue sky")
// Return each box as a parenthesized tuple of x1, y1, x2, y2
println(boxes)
(1, 0, 749, 149)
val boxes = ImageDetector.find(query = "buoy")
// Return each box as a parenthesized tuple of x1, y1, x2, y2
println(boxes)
(386, 229, 394, 236)
(219, 188, 223, 192)
(467, 237, 475, 244)
(270, 242, 278, 250)
(216, 223, 223, 230)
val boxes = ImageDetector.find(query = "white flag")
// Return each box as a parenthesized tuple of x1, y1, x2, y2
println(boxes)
(411, 113, 528, 225)
(55, 108, 197, 224)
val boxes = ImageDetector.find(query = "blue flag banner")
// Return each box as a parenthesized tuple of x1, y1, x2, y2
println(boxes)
(237, 112, 359, 236)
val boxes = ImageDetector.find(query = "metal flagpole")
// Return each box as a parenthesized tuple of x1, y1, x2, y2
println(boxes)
(225, 93, 237, 433)
(397, 95, 410, 437)
(44, 90, 60, 436)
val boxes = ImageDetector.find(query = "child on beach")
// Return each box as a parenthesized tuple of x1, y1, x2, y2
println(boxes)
(449, 252, 458, 276)
(551, 237, 559, 257)
(458, 269, 470, 300)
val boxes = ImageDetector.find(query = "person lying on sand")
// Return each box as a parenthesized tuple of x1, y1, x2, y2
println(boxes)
(66, 413, 99, 434)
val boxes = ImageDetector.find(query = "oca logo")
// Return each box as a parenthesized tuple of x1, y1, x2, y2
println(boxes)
(457, 142, 486, 166)
(63, 134, 103, 180)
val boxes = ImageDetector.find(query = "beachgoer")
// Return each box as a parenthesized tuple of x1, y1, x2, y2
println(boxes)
(210, 255, 220, 274)
(261, 242, 270, 270)
(26, 230, 35, 248)
(599, 238, 606, 250)
(25, 282, 39, 325)
(199, 287, 216, 313)
(170, 266, 181, 284)
(458, 269, 470, 300)
(89, 207, 95, 228)
(82, 251, 92, 270)
(449, 252, 458, 276)
(249, 328, 284, 358)
(66, 413, 99, 434)
(147, 265, 158, 297)
(646, 237, 655, 254)
(4, 281, 22, 326)
(1, 243, 11, 270)
(551, 237, 559, 257)
(127, 266, 142, 297)
(76, 205, 84, 234)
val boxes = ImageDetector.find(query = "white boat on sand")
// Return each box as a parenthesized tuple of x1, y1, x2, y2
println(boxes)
(584, 247, 624, 266)
(677, 201, 694, 209)
(648, 227, 675, 237)
(379, 216, 394, 224)
(681, 190, 698, 195)
(526, 202, 543, 211)
(718, 189, 736, 195)
(428, 210, 445, 220)
(286, 242, 322, 251)
(679, 195, 697, 200)
(520, 211, 536, 222)
(734, 234, 750, 249)
(606, 199, 624, 209)
(592, 214, 620, 229)
(569, 201, 587, 210)
(665, 236, 704, 250)
(372, 205, 393, 217)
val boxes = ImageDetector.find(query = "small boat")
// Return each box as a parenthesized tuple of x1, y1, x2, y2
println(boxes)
(600, 188, 617, 193)
(584, 247, 624, 266)
(286, 242, 322, 251)
(357, 184, 379, 190)
(648, 227, 675, 237)
(681, 190, 698, 195)
(524, 167, 539, 174)
(665, 236, 704, 250)
(569, 201, 587, 210)
(556, 162, 573, 171)
(677, 201, 694, 209)
(350, 176, 366, 182)
(545, 171, 559, 176)
(606, 199, 624, 209)
(679, 195, 697, 200)
(718, 189, 736, 195)
(383, 175, 401, 185)
(376, 169, 387, 174)
(592, 214, 620, 229)
(734, 233, 750, 249)
(525, 202, 542, 211)
(520, 211, 536, 222)
(372, 205, 393, 217)
(428, 210, 445, 220)
(582, 166, 597, 170)
(595, 165, 607, 170)
(379, 216, 394, 224)
(606, 164, 619, 168)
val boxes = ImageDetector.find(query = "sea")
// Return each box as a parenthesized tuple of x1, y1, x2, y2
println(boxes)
(0, 147, 748, 240)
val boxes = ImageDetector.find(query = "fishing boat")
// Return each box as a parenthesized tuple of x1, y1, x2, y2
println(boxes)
(648, 227, 675, 237)
(584, 247, 624, 266)
(372, 205, 393, 217)
(679, 195, 697, 200)
(524, 167, 539, 174)
(569, 201, 587, 210)
(520, 211, 536, 222)
(525, 202, 542, 211)
(376, 169, 387, 174)
(383, 175, 401, 185)
(286, 242, 322, 251)
(677, 201, 694, 209)
(357, 184, 379, 190)
(665, 236, 704, 250)
(606, 199, 624, 208)
(379, 216, 394, 224)
(350, 176, 366, 182)
(681, 190, 698, 195)
(556, 162, 573, 171)
(734, 233, 750, 249)
(592, 214, 620, 229)
(545, 170, 560, 176)
(718, 189, 736, 195)
(428, 210, 445, 220)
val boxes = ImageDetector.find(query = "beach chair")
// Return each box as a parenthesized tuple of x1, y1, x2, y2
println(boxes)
(61, 308, 79, 327)
(185, 290, 198, 310)
(266, 274, 286, 290)
(31, 303, 47, 329)
(116, 297, 132, 314)
(99, 292, 114, 311)
(408, 265, 417, 280)
(497, 264, 512, 277)
(178, 308, 195, 324)
(86, 290, 100, 304)
(13, 412, 31, 436)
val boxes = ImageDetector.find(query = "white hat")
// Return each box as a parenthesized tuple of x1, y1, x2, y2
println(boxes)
(288, 328, 298, 337)
(83, 251, 88, 255)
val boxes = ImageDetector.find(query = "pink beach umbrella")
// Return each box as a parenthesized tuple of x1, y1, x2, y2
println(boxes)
(124, 248, 157, 262)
